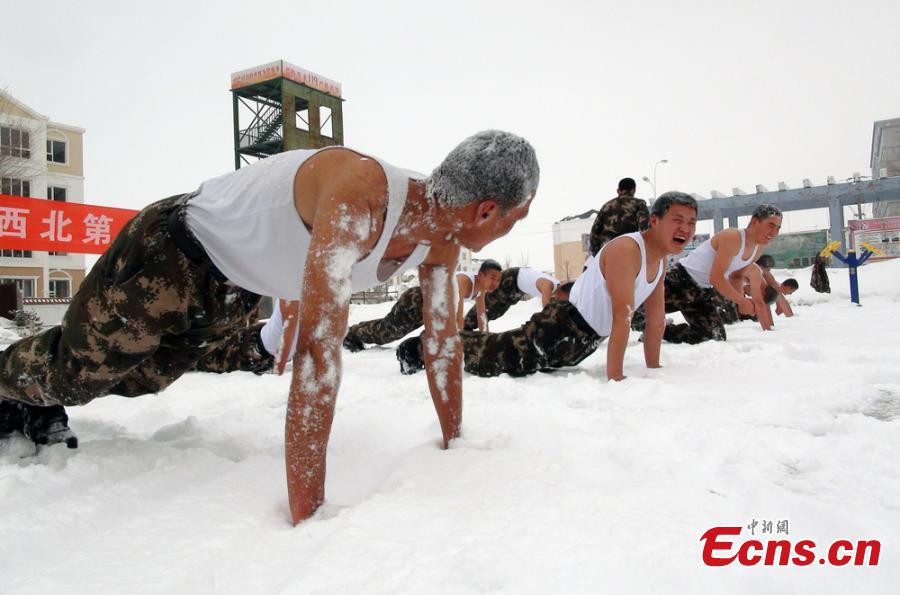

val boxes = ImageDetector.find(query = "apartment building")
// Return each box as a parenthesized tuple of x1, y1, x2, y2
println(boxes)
(551, 210, 596, 282)
(0, 90, 87, 300)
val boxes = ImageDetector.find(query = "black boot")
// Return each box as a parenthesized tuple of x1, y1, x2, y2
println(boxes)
(396, 337, 425, 375)
(342, 335, 366, 353)
(20, 403, 78, 449)
(0, 399, 25, 436)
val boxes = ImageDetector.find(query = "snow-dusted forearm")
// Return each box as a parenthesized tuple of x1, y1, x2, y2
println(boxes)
(421, 264, 463, 447)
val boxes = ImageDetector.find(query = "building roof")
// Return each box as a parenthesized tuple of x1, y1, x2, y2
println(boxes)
(558, 209, 598, 223)
(0, 90, 49, 122)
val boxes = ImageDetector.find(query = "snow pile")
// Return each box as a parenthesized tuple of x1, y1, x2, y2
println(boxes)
(0, 317, 24, 344)
(1, 260, 898, 593)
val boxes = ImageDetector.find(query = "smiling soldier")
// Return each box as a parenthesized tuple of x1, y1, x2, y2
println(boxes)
(397, 192, 698, 381)
(661, 204, 783, 344)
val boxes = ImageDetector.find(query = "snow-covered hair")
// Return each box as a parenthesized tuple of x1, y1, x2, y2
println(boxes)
(426, 131, 539, 212)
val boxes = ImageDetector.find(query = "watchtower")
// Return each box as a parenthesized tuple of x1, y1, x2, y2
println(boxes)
(230, 60, 344, 169)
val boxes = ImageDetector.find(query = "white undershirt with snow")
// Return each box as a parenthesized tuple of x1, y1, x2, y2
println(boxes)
(679, 228, 759, 288)
(185, 147, 429, 300)
(568, 232, 664, 337)
(515, 267, 559, 298)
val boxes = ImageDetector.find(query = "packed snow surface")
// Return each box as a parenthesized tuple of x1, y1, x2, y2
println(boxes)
(2, 261, 899, 594)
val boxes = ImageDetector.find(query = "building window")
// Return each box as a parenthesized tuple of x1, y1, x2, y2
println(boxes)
(2, 278, 36, 298)
(1, 177, 31, 197)
(1, 249, 33, 258)
(801, 257, 810, 267)
(48, 186, 67, 201)
(48, 279, 71, 298)
(47, 187, 68, 254)
(581, 233, 591, 253)
(0, 126, 31, 159)
(46, 139, 67, 164)
(319, 106, 333, 138)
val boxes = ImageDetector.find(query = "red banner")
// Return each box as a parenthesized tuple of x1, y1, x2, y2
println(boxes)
(0, 194, 138, 254)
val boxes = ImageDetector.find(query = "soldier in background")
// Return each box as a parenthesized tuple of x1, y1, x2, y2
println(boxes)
(343, 260, 502, 351)
(588, 177, 650, 256)
(461, 267, 565, 330)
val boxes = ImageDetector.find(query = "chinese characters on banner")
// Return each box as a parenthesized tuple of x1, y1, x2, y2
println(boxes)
(0, 194, 138, 254)
(848, 216, 900, 258)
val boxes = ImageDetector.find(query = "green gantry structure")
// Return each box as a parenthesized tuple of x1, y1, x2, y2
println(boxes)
(231, 60, 344, 169)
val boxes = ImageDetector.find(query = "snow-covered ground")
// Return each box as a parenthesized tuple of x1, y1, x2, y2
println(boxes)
(2, 260, 899, 594)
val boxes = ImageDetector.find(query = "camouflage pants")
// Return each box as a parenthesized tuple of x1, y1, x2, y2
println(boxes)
(0, 194, 265, 408)
(718, 294, 741, 325)
(191, 320, 273, 374)
(662, 264, 727, 344)
(463, 268, 527, 330)
(344, 286, 424, 346)
(401, 301, 604, 378)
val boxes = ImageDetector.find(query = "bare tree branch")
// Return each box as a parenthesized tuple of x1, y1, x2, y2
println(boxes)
(0, 89, 40, 195)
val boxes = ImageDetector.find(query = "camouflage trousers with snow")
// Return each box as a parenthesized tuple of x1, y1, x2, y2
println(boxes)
(628, 263, 728, 343)
(659, 264, 727, 344)
(399, 300, 604, 378)
(0, 193, 272, 408)
(344, 285, 426, 346)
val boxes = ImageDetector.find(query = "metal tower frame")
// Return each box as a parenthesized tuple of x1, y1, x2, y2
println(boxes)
(231, 61, 344, 169)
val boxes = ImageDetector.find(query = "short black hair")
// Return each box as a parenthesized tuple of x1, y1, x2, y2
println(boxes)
(763, 285, 778, 305)
(782, 278, 799, 290)
(558, 281, 575, 294)
(478, 259, 502, 274)
(752, 204, 782, 220)
(651, 191, 698, 218)
(618, 177, 636, 192)
(756, 254, 776, 269)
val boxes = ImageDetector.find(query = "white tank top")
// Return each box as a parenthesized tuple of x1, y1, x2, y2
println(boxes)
(458, 272, 477, 303)
(568, 232, 664, 337)
(679, 229, 759, 288)
(260, 300, 285, 357)
(516, 267, 559, 298)
(185, 147, 430, 300)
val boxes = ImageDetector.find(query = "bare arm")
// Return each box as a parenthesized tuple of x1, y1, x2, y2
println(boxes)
(421, 244, 463, 448)
(763, 270, 794, 317)
(744, 266, 773, 330)
(775, 294, 793, 317)
(475, 292, 488, 332)
(536, 278, 554, 308)
(455, 273, 470, 330)
(642, 270, 665, 369)
(602, 240, 642, 381)
(285, 191, 375, 525)
(709, 230, 756, 316)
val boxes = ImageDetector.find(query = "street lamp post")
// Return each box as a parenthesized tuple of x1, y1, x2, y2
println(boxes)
(641, 176, 655, 200)
(642, 159, 669, 202)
